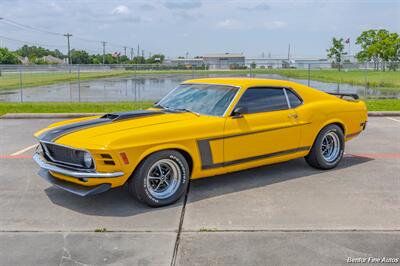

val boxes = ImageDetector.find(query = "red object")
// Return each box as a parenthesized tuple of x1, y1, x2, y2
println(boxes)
(119, 152, 130, 164)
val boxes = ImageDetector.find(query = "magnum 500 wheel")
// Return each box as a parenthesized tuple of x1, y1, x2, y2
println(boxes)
(128, 150, 189, 207)
(305, 124, 344, 170)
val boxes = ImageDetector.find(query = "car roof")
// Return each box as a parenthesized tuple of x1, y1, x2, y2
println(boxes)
(182, 77, 301, 89)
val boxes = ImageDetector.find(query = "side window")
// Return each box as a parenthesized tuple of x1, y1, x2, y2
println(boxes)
(237, 87, 289, 114)
(286, 89, 302, 108)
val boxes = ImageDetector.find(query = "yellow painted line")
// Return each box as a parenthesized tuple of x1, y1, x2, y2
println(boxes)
(386, 117, 400, 123)
(11, 144, 38, 156)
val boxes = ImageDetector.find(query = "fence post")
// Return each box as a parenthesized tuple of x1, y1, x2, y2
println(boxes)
(364, 63, 368, 98)
(77, 64, 81, 102)
(307, 64, 311, 86)
(19, 68, 23, 102)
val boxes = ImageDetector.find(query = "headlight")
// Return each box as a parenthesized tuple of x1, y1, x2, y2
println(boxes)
(83, 152, 93, 168)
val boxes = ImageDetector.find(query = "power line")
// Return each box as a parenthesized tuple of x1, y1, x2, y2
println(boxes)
(0, 17, 62, 36)
(0, 17, 141, 57)
(0, 35, 66, 48)
(0, 17, 131, 48)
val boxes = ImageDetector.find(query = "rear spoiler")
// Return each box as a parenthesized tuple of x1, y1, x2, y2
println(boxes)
(328, 93, 359, 100)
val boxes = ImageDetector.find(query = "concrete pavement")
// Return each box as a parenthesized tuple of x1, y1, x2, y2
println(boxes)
(0, 117, 399, 265)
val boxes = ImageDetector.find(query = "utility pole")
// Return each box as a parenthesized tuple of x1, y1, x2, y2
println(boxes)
(137, 44, 140, 60)
(130, 48, 134, 60)
(287, 44, 291, 60)
(64, 33, 72, 72)
(123, 46, 127, 57)
(101, 41, 106, 64)
(142, 50, 144, 58)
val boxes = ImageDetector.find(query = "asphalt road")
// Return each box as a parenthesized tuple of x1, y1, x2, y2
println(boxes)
(0, 117, 399, 266)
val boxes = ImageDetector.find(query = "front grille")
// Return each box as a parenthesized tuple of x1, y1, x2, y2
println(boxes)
(41, 142, 89, 169)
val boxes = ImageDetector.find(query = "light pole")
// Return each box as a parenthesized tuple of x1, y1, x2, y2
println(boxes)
(102, 41, 106, 64)
(64, 33, 72, 73)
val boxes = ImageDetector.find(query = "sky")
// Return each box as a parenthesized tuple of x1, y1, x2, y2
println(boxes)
(0, 0, 399, 58)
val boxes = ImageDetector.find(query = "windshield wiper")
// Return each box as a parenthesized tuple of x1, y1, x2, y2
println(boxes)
(154, 104, 200, 116)
(173, 108, 200, 116)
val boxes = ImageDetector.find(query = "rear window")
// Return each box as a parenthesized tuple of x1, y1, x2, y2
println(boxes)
(286, 90, 302, 108)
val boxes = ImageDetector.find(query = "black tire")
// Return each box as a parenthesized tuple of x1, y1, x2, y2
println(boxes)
(305, 124, 344, 170)
(128, 150, 189, 207)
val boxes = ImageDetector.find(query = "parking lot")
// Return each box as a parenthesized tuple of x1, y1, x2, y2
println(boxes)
(0, 117, 399, 265)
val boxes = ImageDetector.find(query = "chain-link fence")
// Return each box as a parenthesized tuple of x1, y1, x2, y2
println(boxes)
(0, 63, 398, 102)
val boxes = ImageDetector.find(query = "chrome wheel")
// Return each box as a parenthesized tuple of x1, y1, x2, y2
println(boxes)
(321, 131, 340, 162)
(146, 159, 182, 200)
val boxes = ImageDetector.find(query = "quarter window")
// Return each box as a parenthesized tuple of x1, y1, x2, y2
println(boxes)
(236, 87, 289, 114)
(286, 89, 302, 108)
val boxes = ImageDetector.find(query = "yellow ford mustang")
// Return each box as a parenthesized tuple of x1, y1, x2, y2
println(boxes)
(34, 78, 367, 207)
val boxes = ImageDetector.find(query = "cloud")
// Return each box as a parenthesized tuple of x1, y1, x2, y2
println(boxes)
(48, 2, 63, 12)
(140, 4, 155, 11)
(217, 19, 244, 29)
(262, 21, 286, 29)
(242, 3, 271, 11)
(111, 5, 131, 15)
(173, 11, 203, 21)
(217, 19, 286, 30)
(164, 0, 202, 10)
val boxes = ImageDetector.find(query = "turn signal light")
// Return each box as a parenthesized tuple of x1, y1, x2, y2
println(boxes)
(119, 152, 129, 165)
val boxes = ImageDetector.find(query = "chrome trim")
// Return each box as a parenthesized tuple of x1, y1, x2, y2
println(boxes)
(34, 152, 124, 179)
(40, 141, 96, 171)
(228, 86, 305, 117)
(283, 88, 291, 108)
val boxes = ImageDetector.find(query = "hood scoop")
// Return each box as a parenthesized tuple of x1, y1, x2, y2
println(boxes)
(100, 110, 164, 121)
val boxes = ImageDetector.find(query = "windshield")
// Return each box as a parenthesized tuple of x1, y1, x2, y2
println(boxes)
(156, 84, 239, 116)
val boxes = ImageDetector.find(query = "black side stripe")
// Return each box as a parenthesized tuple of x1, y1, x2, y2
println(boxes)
(38, 110, 164, 142)
(199, 146, 310, 170)
(197, 122, 311, 170)
(204, 122, 311, 142)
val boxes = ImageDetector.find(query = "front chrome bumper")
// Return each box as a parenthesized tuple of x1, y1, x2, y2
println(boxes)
(33, 152, 124, 179)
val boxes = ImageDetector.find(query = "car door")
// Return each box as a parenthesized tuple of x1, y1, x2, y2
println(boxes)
(223, 87, 302, 165)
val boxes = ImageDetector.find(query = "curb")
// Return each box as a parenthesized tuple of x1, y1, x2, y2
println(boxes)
(1, 111, 400, 119)
(367, 111, 400, 117)
(0, 113, 102, 119)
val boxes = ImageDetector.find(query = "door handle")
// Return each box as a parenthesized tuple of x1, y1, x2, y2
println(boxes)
(288, 113, 298, 119)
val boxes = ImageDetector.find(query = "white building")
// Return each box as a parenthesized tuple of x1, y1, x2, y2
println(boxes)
(203, 53, 245, 70)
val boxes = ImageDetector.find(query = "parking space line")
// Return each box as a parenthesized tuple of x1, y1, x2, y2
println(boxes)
(0, 155, 32, 159)
(10, 144, 38, 156)
(345, 153, 400, 159)
(386, 117, 400, 123)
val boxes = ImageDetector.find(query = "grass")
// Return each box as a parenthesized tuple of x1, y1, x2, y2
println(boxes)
(364, 99, 400, 111)
(0, 68, 399, 91)
(0, 102, 153, 116)
(251, 69, 400, 89)
(0, 100, 399, 116)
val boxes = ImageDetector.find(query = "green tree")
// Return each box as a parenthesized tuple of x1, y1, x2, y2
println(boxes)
(250, 62, 257, 69)
(327, 37, 347, 71)
(146, 54, 165, 64)
(70, 49, 90, 64)
(0, 47, 20, 64)
(133, 56, 146, 64)
(356, 29, 400, 71)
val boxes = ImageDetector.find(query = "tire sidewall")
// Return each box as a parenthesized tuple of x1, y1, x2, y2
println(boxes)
(134, 151, 189, 207)
(315, 125, 344, 169)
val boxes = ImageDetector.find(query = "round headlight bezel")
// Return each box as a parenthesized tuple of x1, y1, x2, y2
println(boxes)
(83, 152, 93, 168)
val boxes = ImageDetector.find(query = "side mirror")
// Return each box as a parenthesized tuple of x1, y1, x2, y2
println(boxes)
(231, 106, 248, 118)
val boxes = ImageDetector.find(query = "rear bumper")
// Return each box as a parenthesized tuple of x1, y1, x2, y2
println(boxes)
(38, 169, 111, 196)
(33, 152, 124, 179)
